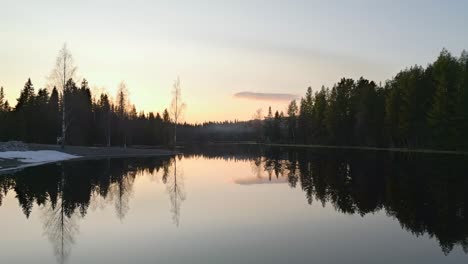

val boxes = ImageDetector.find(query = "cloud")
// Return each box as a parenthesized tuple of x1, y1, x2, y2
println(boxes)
(231, 176, 288, 185)
(233, 91, 299, 101)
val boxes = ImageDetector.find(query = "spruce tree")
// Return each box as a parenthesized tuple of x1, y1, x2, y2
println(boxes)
(428, 49, 461, 148)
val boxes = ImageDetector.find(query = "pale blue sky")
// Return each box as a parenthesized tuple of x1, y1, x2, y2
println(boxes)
(1, 0, 467, 122)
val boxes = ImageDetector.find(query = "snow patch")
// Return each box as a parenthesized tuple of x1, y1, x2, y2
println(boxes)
(0, 150, 79, 163)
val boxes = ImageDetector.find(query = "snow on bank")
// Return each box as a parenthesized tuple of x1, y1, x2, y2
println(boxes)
(0, 151, 79, 173)
(0, 150, 80, 173)
(0, 150, 79, 163)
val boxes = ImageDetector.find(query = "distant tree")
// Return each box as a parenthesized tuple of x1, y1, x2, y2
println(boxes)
(116, 81, 129, 147)
(15, 78, 36, 141)
(35, 88, 50, 142)
(49, 44, 77, 148)
(272, 110, 282, 142)
(458, 50, 468, 148)
(0, 86, 5, 111)
(325, 79, 354, 145)
(128, 104, 137, 145)
(98, 93, 112, 147)
(312, 87, 327, 143)
(16, 78, 35, 111)
(161, 108, 171, 145)
(264, 106, 274, 141)
(66, 79, 93, 145)
(299, 87, 314, 144)
(61, 78, 79, 144)
(287, 100, 299, 143)
(0, 86, 10, 140)
(392, 67, 433, 148)
(161, 109, 168, 122)
(252, 108, 263, 142)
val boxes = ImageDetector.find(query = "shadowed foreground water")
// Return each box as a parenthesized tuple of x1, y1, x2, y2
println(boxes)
(0, 146, 468, 264)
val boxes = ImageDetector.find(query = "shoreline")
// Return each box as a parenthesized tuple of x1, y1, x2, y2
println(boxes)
(28, 143, 177, 158)
(264, 143, 468, 155)
(214, 142, 468, 155)
(2, 141, 467, 174)
(0, 144, 176, 174)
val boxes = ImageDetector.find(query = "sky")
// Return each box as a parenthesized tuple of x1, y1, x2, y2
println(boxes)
(1, 0, 468, 123)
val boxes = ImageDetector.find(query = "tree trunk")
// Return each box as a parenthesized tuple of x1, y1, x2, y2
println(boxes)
(174, 122, 177, 146)
(107, 112, 111, 147)
(61, 98, 66, 149)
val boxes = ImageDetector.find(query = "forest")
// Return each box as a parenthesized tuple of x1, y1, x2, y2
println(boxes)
(263, 48, 468, 150)
(0, 48, 467, 150)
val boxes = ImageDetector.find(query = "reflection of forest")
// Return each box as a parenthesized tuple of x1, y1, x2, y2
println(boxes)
(240, 147, 468, 255)
(0, 146, 467, 257)
(183, 145, 468, 255)
(0, 157, 181, 264)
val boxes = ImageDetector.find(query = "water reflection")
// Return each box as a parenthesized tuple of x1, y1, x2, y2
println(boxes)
(166, 156, 186, 227)
(185, 145, 468, 255)
(0, 146, 467, 262)
(0, 157, 180, 263)
(41, 194, 79, 264)
(238, 148, 468, 255)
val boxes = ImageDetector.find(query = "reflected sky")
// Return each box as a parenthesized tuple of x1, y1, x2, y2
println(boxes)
(0, 148, 467, 263)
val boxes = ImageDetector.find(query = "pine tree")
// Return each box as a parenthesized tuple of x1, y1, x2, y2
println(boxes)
(458, 50, 468, 148)
(0, 87, 5, 111)
(16, 78, 35, 111)
(0, 87, 8, 140)
(15, 78, 36, 141)
(49, 87, 61, 143)
(287, 100, 298, 143)
(312, 87, 327, 144)
(98, 93, 112, 147)
(299, 87, 314, 143)
(116, 81, 129, 147)
(35, 88, 50, 142)
(326, 78, 354, 145)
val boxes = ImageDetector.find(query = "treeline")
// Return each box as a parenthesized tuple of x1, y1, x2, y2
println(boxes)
(0, 78, 255, 146)
(0, 79, 175, 146)
(263, 49, 468, 150)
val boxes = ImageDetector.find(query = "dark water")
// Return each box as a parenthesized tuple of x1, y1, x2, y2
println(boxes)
(1, 146, 468, 264)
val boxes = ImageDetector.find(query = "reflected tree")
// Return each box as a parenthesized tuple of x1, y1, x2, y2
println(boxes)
(165, 157, 186, 227)
(41, 198, 79, 264)
(41, 166, 79, 264)
(110, 170, 135, 221)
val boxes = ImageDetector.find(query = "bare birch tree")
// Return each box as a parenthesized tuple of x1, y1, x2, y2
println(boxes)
(49, 44, 77, 149)
(169, 77, 186, 146)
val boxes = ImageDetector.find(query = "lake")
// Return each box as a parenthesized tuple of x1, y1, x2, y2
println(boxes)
(0, 145, 467, 264)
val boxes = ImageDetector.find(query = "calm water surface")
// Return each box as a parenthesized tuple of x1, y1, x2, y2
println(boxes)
(0, 146, 467, 264)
